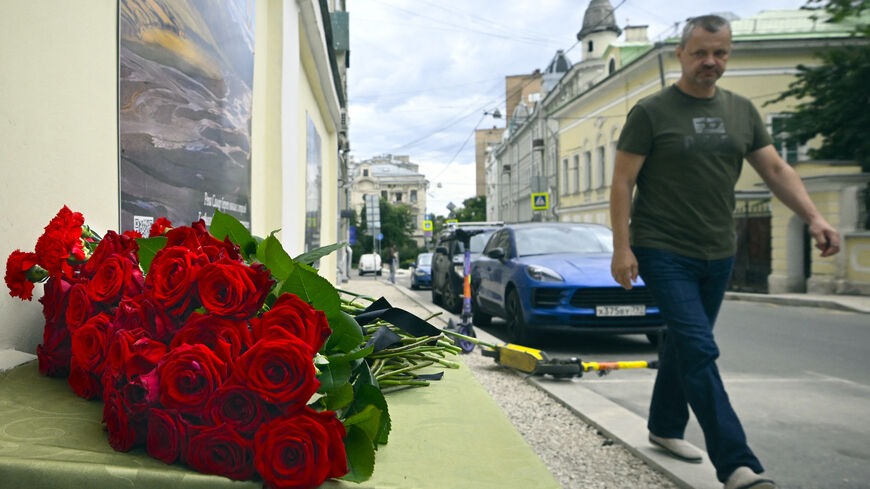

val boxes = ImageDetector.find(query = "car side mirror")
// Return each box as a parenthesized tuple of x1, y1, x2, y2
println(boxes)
(486, 247, 505, 260)
(435, 246, 448, 254)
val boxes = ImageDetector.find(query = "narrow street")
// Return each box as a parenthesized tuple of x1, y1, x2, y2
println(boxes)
(389, 270, 870, 489)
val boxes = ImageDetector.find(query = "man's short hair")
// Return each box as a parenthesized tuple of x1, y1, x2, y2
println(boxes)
(680, 15, 731, 46)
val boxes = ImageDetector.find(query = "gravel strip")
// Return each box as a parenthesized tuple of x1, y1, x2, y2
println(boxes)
(461, 349, 678, 489)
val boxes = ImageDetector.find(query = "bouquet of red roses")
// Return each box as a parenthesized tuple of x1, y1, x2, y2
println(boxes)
(5, 206, 459, 489)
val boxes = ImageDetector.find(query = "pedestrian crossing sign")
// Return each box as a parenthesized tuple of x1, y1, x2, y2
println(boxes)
(531, 193, 549, 210)
(423, 220, 433, 231)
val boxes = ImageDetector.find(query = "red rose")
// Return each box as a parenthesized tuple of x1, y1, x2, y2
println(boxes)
(165, 221, 242, 262)
(68, 357, 102, 400)
(65, 283, 94, 330)
(122, 230, 142, 239)
(103, 386, 143, 452)
(207, 385, 271, 437)
(5, 250, 39, 300)
(83, 231, 139, 276)
(145, 246, 208, 318)
(157, 343, 228, 415)
(254, 408, 348, 489)
(71, 312, 111, 376)
(40, 276, 73, 323)
(229, 337, 318, 411)
(196, 259, 273, 319)
(148, 217, 173, 237)
(87, 254, 143, 305)
(251, 293, 331, 353)
(187, 425, 255, 481)
(146, 408, 189, 464)
(37, 319, 71, 377)
(112, 293, 178, 342)
(121, 369, 159, 419)
(34, 206, 84, 277)
(171, 312, 252, 363)
(106, 329, 167, 380)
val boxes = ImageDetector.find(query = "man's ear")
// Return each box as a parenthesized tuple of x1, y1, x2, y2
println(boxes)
(675, 44, 683, 60)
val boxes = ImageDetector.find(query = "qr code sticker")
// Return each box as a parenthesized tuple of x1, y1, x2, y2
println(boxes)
(133, 216, 154, 236)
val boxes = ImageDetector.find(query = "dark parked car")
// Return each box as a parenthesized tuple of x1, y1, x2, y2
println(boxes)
(431, 222, 502, 313)
(470, 222, 664, 344)
(410, 252, 433, 289)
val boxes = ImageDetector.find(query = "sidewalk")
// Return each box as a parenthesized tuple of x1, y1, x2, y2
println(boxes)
(342, 272, 869, 489)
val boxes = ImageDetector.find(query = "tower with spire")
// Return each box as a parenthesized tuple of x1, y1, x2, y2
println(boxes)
(577, 0, 622, 61)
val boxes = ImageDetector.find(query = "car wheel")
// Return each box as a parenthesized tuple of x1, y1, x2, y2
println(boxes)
(376, 270, 382, 276)
(505, 289, 535, 345)
(443, 278, 461, 314)
(358, 269, 364, 276)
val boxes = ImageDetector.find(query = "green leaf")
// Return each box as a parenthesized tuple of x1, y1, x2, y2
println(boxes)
(341, 425, 375, 483)
(279, 265, 341, 318)
(343, 404, 382, 443)
(135, 236, 167, 274)
(324, 311, 364, 354)
(323, 382, 354, 411)
(257, 235, 295, 280)
(353, 384, 391, 445)
(209, 210, 256, 259)
(317, 360, 352, 393)
(352, 360, 378, 392)
(293, 242, 347, 266)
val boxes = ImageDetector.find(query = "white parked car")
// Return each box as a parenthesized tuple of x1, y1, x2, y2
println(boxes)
(358, 253, 382, 276)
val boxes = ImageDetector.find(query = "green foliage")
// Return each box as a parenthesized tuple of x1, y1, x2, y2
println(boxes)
(210, 210, 257, 260)
(135, 236, 167, 273)
(453, 195, 487, 222)
(767, 1, 870, 167)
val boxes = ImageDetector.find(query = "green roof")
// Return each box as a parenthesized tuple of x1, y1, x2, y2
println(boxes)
(664, 9, 868, 43)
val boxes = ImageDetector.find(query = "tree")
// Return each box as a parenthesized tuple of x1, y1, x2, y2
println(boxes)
(766, 1, 870, 168)
(352, 198, 417, 261)
(453, 196, 487, 222)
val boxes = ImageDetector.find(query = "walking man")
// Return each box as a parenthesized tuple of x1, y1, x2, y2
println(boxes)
(388, 244, 398, 284)
(610, 15, 840, 489)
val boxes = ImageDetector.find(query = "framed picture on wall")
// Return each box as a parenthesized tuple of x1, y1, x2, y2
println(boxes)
(118, 0, 255, 234)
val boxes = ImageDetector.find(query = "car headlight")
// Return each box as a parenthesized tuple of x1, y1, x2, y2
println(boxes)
(525, 265, 563, 282)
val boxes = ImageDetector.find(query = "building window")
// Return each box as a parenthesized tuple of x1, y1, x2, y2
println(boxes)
(770, 114, 801, 164)
(588, 40, 594, 53)
(572, 155, 580, 194)
(363, 168, 369, 177)
(608, 58, 616, 74)
(381, 191, 387, 200)
(395, 192, 402, 202)
(583, 151, 592, 191)
(596, 146, 606, 188)
(410, 190, 417, 202)
(562, 157, 569, 195)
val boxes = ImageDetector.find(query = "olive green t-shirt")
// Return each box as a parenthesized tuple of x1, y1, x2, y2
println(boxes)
(617, 85, 773, 260)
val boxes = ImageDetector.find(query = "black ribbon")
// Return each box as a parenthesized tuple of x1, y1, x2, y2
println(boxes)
(356, 297, 442, 352)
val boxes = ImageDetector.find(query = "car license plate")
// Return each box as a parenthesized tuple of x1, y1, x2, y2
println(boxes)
(595, 305, 645, 317)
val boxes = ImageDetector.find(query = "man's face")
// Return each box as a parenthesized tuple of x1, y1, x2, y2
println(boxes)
(676, 27, 731, 88)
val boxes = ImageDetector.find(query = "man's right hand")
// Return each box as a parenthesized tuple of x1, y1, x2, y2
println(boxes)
(611, 247, 638, 290)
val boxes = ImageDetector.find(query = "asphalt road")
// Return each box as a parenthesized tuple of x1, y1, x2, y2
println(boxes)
(394, 272, 870, 489)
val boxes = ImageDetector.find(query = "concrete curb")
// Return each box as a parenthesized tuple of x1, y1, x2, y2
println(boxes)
(724, 292, 870, 314)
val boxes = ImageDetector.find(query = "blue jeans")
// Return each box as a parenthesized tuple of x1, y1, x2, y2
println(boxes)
(633, 246, 763, 482)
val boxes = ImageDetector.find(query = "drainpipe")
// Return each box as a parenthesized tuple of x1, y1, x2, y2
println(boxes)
(656, 42, 666, 88)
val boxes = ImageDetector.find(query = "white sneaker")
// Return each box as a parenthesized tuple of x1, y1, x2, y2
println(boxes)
(723, 466, 776, 489)
(648, 433, 703, 463)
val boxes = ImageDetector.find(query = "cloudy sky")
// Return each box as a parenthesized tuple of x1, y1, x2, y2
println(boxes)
(347, 0, 809, 216)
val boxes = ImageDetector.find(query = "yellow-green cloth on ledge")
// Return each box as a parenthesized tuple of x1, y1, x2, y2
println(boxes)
(0, 360, 560, 489)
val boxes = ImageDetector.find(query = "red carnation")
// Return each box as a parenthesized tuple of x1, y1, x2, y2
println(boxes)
(148, 217, 173, 237)
(254, 407, 348, 489)
(251, 293, 331, 353)
(34, 205, 85, 277)
(5, 250, 39, 300)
